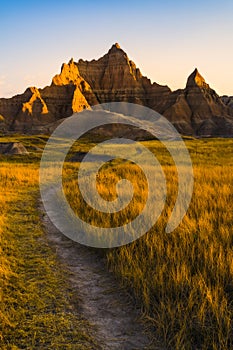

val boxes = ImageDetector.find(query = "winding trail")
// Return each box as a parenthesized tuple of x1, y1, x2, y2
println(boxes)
(42, 213, 162, 350)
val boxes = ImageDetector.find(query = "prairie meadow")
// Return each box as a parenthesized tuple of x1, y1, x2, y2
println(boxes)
(0, 136, 233, 349)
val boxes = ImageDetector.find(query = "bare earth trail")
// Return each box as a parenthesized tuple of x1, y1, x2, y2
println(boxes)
(42, 213, 162, 350)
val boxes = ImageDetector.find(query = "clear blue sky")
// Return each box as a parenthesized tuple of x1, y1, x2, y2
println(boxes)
(1, 0, 233, 97)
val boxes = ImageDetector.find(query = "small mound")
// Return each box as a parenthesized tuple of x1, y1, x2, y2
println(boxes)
(0, 142, 28, 155)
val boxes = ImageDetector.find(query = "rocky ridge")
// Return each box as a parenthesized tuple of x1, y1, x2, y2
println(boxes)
(221, 96, 233, 109)
(160, 68, 233, 136)
(0, 43, 232, 136)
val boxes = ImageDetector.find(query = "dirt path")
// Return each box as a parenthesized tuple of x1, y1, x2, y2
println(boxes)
(42, 213, 162, 350)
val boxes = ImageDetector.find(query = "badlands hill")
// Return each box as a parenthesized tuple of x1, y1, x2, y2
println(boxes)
(0, 43, 233, 136)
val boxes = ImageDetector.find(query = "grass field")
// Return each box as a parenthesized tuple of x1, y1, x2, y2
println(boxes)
(0, 136, 233, 349)
(0, 155, 99, 348)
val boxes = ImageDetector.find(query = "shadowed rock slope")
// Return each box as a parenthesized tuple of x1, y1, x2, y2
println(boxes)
(159, 69, 233, 136)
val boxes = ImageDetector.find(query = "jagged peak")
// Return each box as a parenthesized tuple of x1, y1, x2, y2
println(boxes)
(186, 68, 209, 89)
(61, 58, 78, 71)
(69, 57, 74, 65)
(52, 58, 80, 86)
(108, 42, 126, 55)
(111, 42, 121, 50)
(24, 86, 40, 95)
(114, 42, 121, 49)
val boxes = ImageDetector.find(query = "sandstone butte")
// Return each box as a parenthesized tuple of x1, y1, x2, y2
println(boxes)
(0, 43, 233, 136)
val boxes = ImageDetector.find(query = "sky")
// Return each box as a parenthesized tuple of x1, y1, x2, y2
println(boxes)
(0, 0, 233, 97)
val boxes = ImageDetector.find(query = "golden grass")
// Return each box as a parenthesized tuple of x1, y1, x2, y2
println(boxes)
(63, 139, 233, 349)
(0, 162, 98, 349)
(106, 165, 233, 349)
(0, 137, 233, 349)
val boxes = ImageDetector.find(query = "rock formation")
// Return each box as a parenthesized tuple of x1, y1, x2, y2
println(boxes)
(78, 43, 170, 106)
(0, 142, 28, 155)
(159, 68, 233, 136)
(221, 96, 233, 109)
(0, 44, 232, 136)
